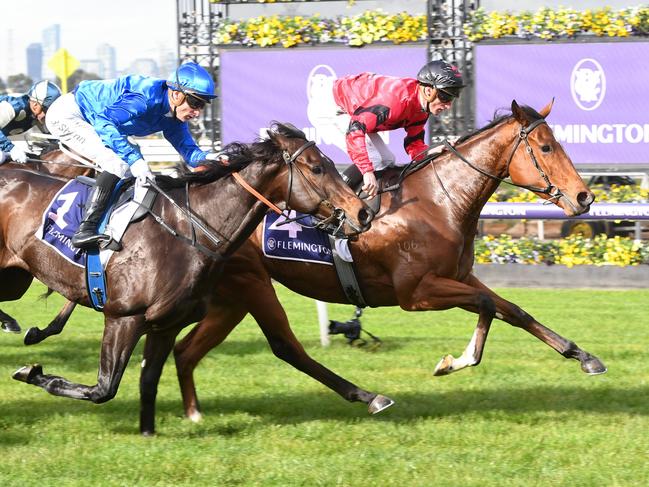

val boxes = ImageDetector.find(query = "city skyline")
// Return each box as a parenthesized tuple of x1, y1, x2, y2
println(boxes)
(2, 0, 177, 80)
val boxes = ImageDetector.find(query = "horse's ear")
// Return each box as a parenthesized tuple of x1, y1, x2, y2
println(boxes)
(538, 98, 555, 118)
(511, 100, 528, 125)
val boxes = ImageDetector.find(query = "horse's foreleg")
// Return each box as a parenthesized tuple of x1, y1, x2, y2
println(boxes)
(399, 274, 497, 376)
(140, 331, 177, 436)
(24, 300, 77, 345)
(174, 302, 247, 423)
(13, 315, 146, 402)
(464, 273, 607, 375)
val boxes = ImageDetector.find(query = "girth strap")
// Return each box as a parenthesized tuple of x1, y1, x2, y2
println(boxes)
(328, 235, 367, 308)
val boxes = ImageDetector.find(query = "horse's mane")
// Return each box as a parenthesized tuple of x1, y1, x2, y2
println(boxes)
(454, 104, 544, 146)
(156, 121, 306, 189)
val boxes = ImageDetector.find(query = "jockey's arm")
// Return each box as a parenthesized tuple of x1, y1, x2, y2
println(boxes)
(163, 123, 208, 168)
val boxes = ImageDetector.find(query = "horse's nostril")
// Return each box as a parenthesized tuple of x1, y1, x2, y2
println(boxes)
(358, 208, 373, 227)
(577, 191, 595, 207)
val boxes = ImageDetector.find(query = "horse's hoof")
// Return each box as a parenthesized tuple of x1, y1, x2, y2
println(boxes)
(581, 357, 607, 375)
(368, 394, 395, 414)
(433, 354, 455, 376)
(187, 409, 203, 423)
(12, 364, 43, 383)
(141, 430, 156, 437)
(23, 327, 42, 346)
(1, 320, 21, 334)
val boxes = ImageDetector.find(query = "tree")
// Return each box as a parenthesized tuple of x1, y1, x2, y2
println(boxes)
(59, 69, 101, 92)
(7, 74, 33, 94)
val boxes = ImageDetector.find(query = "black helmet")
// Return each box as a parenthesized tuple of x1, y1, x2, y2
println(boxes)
(416, 60, 464, 98)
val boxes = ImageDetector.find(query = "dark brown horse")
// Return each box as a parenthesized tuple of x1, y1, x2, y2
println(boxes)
(170, 101, 606, 424)
(5, 123, 371, 433)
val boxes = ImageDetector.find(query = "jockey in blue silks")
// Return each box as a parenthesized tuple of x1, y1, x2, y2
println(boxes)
(0, 80, 61, 164)
(46, 61, 220, 250)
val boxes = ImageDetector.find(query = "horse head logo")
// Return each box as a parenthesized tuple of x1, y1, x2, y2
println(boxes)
(306, 64, 348, 152)
(571, 58, 606, 111)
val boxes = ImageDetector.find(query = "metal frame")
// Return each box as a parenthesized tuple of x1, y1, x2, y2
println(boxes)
(177, 0, 481, 147)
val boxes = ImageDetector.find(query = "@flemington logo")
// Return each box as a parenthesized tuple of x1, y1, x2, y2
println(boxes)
(571, 58, 606, 111)
(266, 237, 277, 251)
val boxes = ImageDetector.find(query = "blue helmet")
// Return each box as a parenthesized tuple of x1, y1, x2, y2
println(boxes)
(166, 62, 216, 102)
(29, 80, 62, 111)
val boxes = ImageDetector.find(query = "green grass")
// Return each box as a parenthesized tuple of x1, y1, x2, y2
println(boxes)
(1, 283, 648, 486)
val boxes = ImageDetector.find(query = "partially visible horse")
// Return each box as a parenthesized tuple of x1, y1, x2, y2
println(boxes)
(5, 123, 371, 433)
(0, 148, 95, 333)
(169, 101, 606, 424)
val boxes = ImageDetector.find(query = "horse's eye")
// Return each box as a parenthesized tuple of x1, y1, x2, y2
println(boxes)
(311, 165, 323, 175)
(541, 144, 552, 153)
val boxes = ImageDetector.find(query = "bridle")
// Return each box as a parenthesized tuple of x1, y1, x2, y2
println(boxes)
(232, 138, 363, 236)
(443, 118, 567, 204)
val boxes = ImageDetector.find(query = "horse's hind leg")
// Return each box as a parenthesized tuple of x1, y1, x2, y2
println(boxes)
(398, 273, 498, 376)
(174, 302, 247, 423)
(140, 330, 177, 436)
(462, 273, 606, 375)
(13, 315, 146, 402)
(245, 284, 393, 414)
(24, 300, 77, 345)
(0, 268, 34, 333)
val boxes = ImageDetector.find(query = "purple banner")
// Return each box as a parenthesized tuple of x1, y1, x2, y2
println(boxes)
(475, 41, 649, 167)
(220, 46, 426, 165)
(481, 203, 649, 220)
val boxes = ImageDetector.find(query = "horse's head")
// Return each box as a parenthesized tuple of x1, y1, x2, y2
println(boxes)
(265, 122, 373, 235)
(508, 100, 594, 216)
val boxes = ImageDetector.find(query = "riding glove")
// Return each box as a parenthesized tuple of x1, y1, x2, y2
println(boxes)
(9, 145, 28, 163)
(0, 151, 6, 164)
(130, 159, 154, 186)
(205, 151, 229, 164)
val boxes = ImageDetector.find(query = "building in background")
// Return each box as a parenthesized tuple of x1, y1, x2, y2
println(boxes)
(26, 43, 43, 80)
(97, 43, 117, 79)
(41, 24, 61, 80)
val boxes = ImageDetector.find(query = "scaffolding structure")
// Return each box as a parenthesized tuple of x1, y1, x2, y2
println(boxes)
(176, 0, 480, 147)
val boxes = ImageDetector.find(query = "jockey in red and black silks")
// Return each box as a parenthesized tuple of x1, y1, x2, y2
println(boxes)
(332, 60, 464, 197)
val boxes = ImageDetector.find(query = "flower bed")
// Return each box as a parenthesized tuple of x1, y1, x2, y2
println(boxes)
(475, 234, 649, 266)
(465, 5, 649, 41)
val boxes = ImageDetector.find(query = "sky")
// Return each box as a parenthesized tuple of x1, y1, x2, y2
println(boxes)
(1, 0, 177, 79)
(1, 0, 639, 80)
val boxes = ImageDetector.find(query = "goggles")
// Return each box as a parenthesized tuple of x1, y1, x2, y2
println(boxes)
(436, 87, 461, 103)
(185, 93, 207, 110)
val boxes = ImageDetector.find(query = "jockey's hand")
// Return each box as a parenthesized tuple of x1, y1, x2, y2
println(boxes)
(205, 151, 229, 164)
(362, 171, 378, 198)
(130, 159, 154, 186)
(0, 151, 7, 165)
(9, 145, 28, 163)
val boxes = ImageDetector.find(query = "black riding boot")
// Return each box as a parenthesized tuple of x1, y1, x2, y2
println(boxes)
(72, 171, 120, 250)
(341, 164, 363, 190)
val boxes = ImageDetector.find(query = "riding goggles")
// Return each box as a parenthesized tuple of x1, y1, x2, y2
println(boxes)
(436, 87, 461, 103)
(185, 92, 207, 110)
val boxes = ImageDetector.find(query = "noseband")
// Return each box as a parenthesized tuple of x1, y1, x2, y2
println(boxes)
(444, 118, 565, 202)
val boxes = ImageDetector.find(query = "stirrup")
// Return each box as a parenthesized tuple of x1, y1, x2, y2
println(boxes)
(72, 232, 110, 250)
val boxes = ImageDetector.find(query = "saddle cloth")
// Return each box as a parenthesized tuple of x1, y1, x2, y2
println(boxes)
(36, 179, 145, 267)
(262, 210, 353, 265)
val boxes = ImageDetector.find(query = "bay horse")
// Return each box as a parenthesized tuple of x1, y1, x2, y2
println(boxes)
(0, 149, 95, 333)
(169, 100, 606, 424)
(5, 123, 371, 432)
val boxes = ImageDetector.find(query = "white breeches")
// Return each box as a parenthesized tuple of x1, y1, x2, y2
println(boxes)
(46, 93, 130, 177)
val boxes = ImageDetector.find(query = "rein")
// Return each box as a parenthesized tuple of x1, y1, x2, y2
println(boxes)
(231, 139, 358, 236)
(442, 118, 565, 202)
